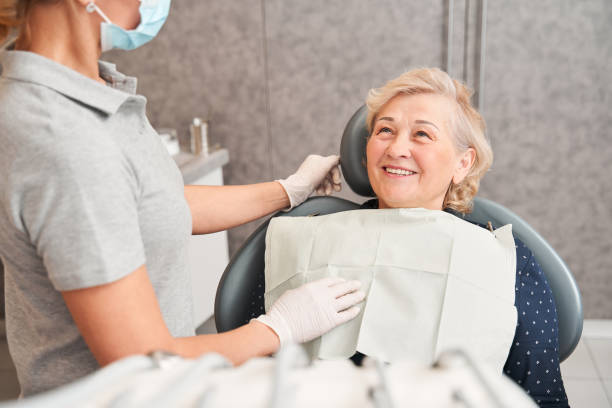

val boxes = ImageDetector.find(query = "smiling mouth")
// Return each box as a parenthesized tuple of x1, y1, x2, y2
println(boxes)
(383, 166, 417, 176)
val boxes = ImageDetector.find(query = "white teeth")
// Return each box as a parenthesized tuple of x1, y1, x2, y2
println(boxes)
(385, 167, 415, 176)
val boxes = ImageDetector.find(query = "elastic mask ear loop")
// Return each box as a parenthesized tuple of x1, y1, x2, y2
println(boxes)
(86, 2, 112, 24)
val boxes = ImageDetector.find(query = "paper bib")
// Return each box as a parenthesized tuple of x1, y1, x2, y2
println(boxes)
(264, 208, 517, 372)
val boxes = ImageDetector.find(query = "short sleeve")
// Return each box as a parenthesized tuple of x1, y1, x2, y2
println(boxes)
(14, 137, 146, 291)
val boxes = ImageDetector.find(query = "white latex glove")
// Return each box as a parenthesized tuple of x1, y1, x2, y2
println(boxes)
(256, 277, 365, 345)
(277, 154, 342, 210)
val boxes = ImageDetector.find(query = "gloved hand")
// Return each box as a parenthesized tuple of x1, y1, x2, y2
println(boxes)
(256, 277, 365, 345)
(277, 155, 342, 210)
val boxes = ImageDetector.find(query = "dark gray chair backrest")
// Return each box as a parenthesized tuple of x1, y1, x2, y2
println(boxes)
(215, 105, 583, 362)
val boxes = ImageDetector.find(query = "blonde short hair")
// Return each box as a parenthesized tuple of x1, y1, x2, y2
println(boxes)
(0, 0, 23, 44)
(0, 0, 57, 45)
(365, 67, 492, 213)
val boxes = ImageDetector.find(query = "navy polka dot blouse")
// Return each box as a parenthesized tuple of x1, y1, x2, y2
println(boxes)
(359, 200, 569, 407)
(503, 237, 569, 407)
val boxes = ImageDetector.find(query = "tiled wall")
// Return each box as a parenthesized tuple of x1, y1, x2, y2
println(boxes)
(479, 1, 612, 319)
(105, 0, 612, 318)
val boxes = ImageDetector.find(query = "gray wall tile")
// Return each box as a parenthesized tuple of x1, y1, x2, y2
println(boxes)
(264, 0, 445, 180)
(480, 0, 612, 317)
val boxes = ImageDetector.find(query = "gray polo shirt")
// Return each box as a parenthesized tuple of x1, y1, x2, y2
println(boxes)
(0, 51, 195, 396)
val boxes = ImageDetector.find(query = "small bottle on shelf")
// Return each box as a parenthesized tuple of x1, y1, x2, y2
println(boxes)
(190, 117, 209, 156)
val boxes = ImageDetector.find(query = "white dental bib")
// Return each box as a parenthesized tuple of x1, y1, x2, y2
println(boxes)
(264, 208, 517, 372)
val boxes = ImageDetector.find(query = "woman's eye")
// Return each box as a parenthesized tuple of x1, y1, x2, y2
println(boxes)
(376, 127, 392, 135)
(415, 130, 431, 139)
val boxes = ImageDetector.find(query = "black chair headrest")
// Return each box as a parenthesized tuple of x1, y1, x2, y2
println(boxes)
(339, 105, 375, 197)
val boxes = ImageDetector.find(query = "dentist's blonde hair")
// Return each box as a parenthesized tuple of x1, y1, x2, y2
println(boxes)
(0, 0, 57, 45)
(365, 67, 493, 214)
(0, 0, 23, 44)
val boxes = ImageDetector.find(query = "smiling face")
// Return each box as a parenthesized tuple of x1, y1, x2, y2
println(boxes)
(366, 93, 475, 210)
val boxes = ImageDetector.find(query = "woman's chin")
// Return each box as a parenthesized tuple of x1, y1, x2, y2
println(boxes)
(378, 197, 418, 209)
(378, 195, 442, 210)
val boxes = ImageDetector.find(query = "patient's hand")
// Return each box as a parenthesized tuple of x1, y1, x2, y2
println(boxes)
(256, 277, 365, 344)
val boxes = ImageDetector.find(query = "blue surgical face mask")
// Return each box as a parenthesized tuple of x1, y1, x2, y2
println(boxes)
(86, 0, 171, 52)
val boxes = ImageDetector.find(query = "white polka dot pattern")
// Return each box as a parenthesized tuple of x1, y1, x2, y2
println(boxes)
(503, 238, 569, 408)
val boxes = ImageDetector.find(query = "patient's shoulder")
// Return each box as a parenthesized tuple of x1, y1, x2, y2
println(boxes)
(513, 238, 554, 295)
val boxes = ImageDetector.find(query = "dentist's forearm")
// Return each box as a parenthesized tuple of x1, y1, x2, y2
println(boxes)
(172, 320, 280, 365)
(184, 183, 290, 234)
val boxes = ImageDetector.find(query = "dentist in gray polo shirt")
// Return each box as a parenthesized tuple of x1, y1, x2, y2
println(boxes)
(0, 0, 365, 396)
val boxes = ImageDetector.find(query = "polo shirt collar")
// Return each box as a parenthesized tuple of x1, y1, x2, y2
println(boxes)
(0, 50, 137, 115)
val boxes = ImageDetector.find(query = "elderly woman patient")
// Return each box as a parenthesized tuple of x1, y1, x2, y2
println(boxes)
(349, 68, 568, 408)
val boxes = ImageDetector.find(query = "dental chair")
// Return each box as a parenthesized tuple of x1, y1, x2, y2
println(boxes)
(215, 105, 583, 362)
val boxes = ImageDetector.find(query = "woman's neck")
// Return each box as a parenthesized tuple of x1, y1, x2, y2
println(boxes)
(16, 1, 105, 84)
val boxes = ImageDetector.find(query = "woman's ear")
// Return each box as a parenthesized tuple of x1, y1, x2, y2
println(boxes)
(452, 147, 476, 184)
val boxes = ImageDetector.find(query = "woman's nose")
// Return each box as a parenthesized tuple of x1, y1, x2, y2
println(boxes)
(385, 134, 412, 159)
